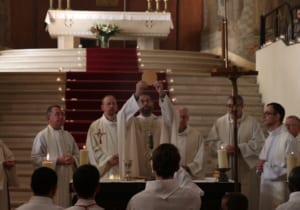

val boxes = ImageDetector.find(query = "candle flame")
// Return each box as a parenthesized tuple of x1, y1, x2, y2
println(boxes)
(220, 145, 225, 150)
(46, 153, 50, 161)
(83, 145, 86, 149)
(291, 152, 295, 155)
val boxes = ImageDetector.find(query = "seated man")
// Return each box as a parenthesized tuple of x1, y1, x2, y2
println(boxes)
(66, 164, 104, 210)
(221, 192, 248, 210)
(16, 167, 63, 210)
(126, 143, 201, 210)
(276, 166, 300, 210)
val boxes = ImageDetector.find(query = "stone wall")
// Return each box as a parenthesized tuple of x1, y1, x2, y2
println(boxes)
(200, 0, 297, 64)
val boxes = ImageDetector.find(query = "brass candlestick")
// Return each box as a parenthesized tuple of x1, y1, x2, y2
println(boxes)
(155, 0, 160, 12)
(146, 0, 153, 12)
(163, 0, 168, 12)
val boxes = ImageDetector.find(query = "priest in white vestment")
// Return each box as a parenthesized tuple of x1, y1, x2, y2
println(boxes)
(206, 95, 265, 210)
(31, 105, 80, 208)
(0, 139, 18, 210)
(86, 95, 119, 178)
(257, 102, 298, 210)
(175, 106, 205, 179)
(117, 80, 178, 178)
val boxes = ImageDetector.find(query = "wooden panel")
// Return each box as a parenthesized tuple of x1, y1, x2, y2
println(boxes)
(178, 0, 203, 51)
(7, 0, 205, 50)
(9, 0, 36, 48)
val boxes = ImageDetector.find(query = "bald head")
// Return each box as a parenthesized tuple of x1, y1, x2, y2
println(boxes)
(177, 106, 189, 132)
(285, 115, 300, 137)
(101, 95, 118, 121)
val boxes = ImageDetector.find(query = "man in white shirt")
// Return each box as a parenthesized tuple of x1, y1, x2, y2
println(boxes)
(276, 166, 300, 210)
(257, 102, 298, 210)
(175, 106, 205, 179)
(66, 164, 104, 210)
(16, 167, 63, 210)
(117, 80, 178, 178)
(86, 95, 119, 178)
(206, 95, 265, 210)
(31, 105, 80, 207)
(126, 143, 201, 210)
(0, 140, 18, 210)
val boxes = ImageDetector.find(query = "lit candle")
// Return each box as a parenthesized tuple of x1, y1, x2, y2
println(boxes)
(217, 146, 228, 168)
(42, 153, 54, 169)
(287, 152, 298, 178)
(80, 145, 89, 165)
(49, 0, 53, 9)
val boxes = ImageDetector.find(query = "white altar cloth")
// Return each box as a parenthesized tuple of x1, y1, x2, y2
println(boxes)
(45, 10, 173, 49)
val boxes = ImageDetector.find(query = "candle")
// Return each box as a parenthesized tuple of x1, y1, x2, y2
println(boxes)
(58, 0, 62, 9)
(80, 145, 89, 165)
(287, 152, 298, 178)
(42, 153, 54, 169)
(217, 146, 228, 168)
(49, 0, 53, 9)
(67, 0, 70, 9)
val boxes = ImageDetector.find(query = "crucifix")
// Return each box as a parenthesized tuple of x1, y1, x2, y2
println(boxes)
(211, 0, 258, 192)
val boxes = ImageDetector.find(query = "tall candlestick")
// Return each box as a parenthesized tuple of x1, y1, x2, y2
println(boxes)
(67, 0, 70, 9)
(50, 0, 53, 9)
(80, 145, 89, 165)
(217, 146, 228, 168)
(58, 0, 62, 9)
(42, 153, 54, 169)
(287, 152, 298, 178)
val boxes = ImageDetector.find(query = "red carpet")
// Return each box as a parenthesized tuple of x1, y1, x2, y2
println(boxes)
(64, 48, 167, 147)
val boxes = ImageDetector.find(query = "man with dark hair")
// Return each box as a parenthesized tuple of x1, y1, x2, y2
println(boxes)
(31, 105, 80, 207)
(126, 143, 201, 210)
(16, 167, 63, 210)
(257, 102, 298, 210)
(66, 164, 104, 210)
(221, 192, 248, 210)
(206, 95, 264, 210)
(86, 95, 119, 179)
(118, 81, 178, 178)
(276, 166, 300, 210)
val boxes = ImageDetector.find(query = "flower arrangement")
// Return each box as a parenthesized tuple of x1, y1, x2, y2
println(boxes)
(90, 23, 121, 48)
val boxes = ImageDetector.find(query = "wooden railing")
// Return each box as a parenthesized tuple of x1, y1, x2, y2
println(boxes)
(260, 2, 294, 46)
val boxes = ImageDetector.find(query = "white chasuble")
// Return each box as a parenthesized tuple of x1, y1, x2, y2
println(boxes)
(117, 94, 178, 178)
(86, 115, 118, 178)
(32, 125, 79, 207)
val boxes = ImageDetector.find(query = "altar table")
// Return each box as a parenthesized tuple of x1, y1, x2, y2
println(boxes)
(94, 179, 239, 210)
(45, 10, 173, 49)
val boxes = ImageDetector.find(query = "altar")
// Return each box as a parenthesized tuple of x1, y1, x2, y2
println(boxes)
(45, 10, 173, 49)
(94, 179, 239, 210)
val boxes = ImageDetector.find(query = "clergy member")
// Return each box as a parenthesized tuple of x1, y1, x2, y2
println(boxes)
(206, 95, 265, 210)
(175, 106, 205, 179)
(31, 105, 80, 207)
(0, 139, 18, 210)
(86, 95, 119, 178)
(257, 102, 298, 210)
(285, 115, 300, 141)
(117, 80, 178, 178)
